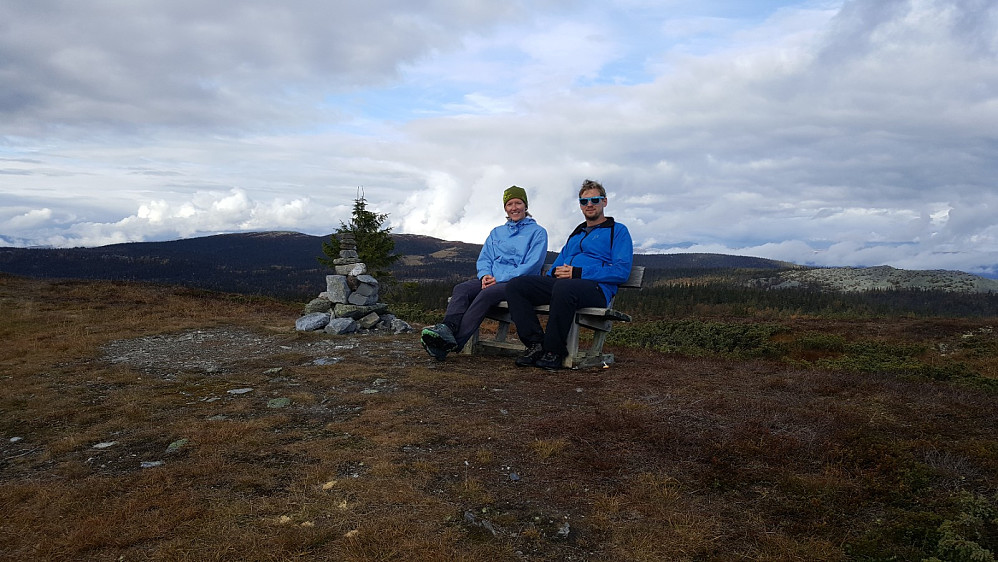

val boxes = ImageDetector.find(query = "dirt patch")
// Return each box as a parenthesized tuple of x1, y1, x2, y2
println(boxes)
(100, 327, 411, 377)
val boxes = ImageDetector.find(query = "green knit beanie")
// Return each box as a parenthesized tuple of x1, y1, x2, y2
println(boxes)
(503, 185, 528, 207)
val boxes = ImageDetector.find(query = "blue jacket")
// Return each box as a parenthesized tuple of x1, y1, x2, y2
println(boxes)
(549, 217, 633, 304)
(477, 216, 548, 283)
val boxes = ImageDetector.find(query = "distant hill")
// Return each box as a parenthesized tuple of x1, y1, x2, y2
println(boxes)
(0, 231, 790, 299)
(750, 265, 998, 294)
(1, 231, 993, 299)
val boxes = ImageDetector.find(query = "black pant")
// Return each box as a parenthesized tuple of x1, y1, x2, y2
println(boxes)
(443, 279, 508, 349)
(505, 275, 606, 357)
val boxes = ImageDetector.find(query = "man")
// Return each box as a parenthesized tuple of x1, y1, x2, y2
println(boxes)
(505, 179, 633, 370)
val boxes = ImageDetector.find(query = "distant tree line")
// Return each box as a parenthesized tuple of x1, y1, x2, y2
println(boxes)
(388, 277, 998, 320)
(610, 282, 998, 319)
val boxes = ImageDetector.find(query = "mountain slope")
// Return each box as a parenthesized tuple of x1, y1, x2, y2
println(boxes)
(753, 265, 998, 294)
(1, 231, 993, 298)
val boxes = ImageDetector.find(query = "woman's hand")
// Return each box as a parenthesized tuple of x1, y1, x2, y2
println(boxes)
(481, 275, 496, 289)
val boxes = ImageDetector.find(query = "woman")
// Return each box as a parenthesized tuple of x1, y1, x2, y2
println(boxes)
(421, 185, 548, 361)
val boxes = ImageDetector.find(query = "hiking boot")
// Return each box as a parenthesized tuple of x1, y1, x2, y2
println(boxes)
(534, 351, 564, 370)
(515, 343, 545, 367)
(420, 337, 449, 361)
(421, 323, 458, 352)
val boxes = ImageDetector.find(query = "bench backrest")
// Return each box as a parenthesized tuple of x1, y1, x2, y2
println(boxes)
(621, 265, 645, 289)
(539, 264, 645, 290)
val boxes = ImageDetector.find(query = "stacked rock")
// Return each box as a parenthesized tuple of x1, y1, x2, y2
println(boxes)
(295, 232, 411, 335)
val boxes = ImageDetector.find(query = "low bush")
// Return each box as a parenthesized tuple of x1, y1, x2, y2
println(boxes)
(608, 319, 787, 358)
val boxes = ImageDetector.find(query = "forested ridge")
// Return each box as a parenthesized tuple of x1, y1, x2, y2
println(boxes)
(2, 231, 996, 318)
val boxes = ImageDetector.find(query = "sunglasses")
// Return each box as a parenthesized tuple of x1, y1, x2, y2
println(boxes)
(578, 196, 606, 206)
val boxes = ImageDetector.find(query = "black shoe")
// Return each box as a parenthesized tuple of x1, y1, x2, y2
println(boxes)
(534, 351, 564, 370)
(421, 323, 458, 352)
(420, 338, 448, 361)
(515, 343, 544, 367)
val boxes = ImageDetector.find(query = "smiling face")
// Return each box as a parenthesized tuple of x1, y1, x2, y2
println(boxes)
(579, 188, 606, 223)
(505, 198, 527, 222)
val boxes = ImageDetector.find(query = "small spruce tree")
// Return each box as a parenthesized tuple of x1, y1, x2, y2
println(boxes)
(318, 192, 400, 280)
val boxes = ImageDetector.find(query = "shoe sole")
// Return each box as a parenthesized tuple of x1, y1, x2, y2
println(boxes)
(421, 330, 457, 353)
(420, 337, 448, 361)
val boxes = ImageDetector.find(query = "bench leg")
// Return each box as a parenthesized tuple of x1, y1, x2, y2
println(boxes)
(495, 320, 511, 343)
(588, 328, 609, 358)
(564, 321, 581, 368)
(461, 329, 477, 355)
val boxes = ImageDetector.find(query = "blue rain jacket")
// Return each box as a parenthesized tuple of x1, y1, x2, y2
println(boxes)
(549, 217, 633, 304)
(477, 216, 548, 283)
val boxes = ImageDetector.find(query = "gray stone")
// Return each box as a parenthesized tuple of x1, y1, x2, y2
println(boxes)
(304, 298, 332, 313)
(325, 275, 350, 303)
(335, 264, 359, 275)
(324, 317, 359, 334)
(390, 318, 413, 334)
(358, 312, 380, 329)
(356, 274, 378, 287)
(349, 263, 367, 276)
(378, 313, 395, 330)
(338, 249, 359, 259)
(296, 312, 330, 331)
(333, 257, 361, 265)
(348, 292, 379, 306)
(354, 281, 378, 297)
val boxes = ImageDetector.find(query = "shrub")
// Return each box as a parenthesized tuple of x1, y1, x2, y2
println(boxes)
(608, 320, 787, 358)
(926, 492, 998, 562)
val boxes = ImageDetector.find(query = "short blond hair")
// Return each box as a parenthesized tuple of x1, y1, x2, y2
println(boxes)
(579, 179, 605, 197)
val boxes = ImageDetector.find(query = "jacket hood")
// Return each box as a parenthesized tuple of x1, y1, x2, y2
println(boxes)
(505, 215, 537, 233)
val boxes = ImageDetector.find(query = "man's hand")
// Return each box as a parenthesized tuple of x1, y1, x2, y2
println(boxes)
(481, 275, 497, 289)
(552, 265, 574, 279)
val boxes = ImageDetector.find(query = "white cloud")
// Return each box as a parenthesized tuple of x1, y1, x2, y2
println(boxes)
(2, 0, 998, 277)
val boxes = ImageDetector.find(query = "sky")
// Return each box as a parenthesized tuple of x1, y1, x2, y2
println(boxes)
(2, 0, 997, 277)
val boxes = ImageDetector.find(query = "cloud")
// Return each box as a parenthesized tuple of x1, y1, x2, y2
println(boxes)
(0, 1, 528, 134)
(1, 0, 997, 278)
(0, 188, 338, 248)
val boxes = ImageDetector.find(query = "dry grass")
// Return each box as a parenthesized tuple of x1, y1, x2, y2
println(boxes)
(1, 274, 996, 561)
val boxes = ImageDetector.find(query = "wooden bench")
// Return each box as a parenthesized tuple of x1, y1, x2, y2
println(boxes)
(462, 265, 645, 369)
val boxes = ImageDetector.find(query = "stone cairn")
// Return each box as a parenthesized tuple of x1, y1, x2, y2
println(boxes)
(294, 232, 412, 335)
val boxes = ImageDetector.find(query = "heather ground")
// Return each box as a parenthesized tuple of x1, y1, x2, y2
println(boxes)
(1, 274, 995, 561)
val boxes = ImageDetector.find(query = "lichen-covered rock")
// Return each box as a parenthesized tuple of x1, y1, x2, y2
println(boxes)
(333, 303, 387, 319)
(304, 298, 332, 313)
(358, 312, 381, 329)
